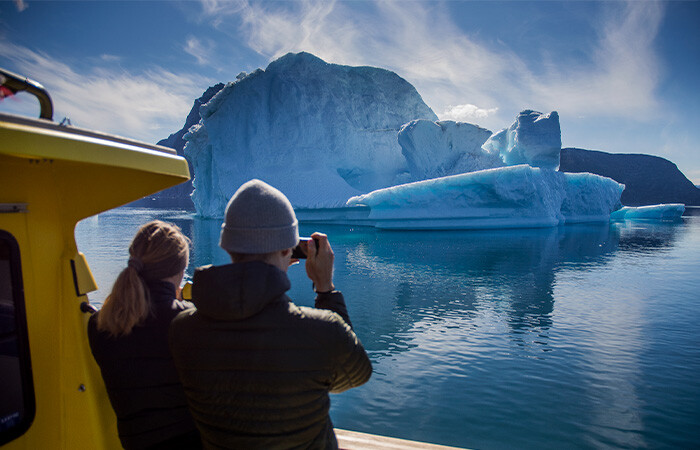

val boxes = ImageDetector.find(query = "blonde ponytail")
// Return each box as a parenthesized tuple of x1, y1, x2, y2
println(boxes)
(97, 221, 190, 337)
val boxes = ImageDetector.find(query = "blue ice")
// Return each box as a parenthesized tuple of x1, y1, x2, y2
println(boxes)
(345, 165, 624, 229)
(610, 204, 685, 222)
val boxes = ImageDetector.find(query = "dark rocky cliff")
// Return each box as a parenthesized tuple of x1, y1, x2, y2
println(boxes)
(560, 148, 700, 206)
(129, 83, 225, 209)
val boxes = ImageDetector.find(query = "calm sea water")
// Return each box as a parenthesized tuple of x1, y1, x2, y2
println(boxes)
(76, 207, 700, 449)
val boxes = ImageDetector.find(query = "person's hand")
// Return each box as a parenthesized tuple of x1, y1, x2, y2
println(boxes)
(305, 232, 335, 292)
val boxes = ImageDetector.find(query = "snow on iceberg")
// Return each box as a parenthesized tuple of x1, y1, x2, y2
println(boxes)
(482, 110, 562, 170)
(610, 204, 685, 221)
(184, 52, 437, 218)
(345, 165, 624, 229)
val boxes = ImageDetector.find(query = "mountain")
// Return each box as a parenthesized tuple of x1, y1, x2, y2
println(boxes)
(560, 148, 700, 206)
(128, 82, 225, 209)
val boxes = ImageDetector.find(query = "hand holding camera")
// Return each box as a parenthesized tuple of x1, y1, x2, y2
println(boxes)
(291, 237, 319, 259)
(298, 233, 335, 293)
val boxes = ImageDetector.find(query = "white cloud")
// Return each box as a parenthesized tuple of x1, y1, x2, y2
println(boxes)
(0, 41, 212, 144)
(440, 104, 499, 122)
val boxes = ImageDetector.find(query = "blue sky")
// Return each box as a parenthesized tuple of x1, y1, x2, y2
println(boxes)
(1, 0, 699, 183)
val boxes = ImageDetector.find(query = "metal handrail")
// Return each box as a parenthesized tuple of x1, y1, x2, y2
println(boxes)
(1, 68, 54, 121)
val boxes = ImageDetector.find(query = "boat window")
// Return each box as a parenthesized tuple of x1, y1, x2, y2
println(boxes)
(0, 231, 35, 445)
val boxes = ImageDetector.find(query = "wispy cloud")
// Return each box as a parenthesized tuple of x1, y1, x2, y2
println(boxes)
(197, 0, 247, 28)
(198, 0, 664, 130)
(198, 0, 246, 17)
(184, 36, 215, 66)
(226, 0, 511, 111)
(100, 54, 122, 63)
(0, 41, 212, 143)
(14, 0, 28, 12)
(525, 1, 664, 119)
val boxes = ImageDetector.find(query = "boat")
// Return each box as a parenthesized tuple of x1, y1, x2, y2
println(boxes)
(0, 68, 463, 450)
(1, 67, 189, 449)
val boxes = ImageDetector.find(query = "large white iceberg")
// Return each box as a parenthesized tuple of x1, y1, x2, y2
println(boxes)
(184, 52, 437, 217)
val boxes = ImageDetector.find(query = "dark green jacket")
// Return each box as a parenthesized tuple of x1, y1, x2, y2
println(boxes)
(169, 261, 372, 449)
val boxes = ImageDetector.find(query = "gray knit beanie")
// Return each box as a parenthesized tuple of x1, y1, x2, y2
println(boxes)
(219, 179, 299, 254)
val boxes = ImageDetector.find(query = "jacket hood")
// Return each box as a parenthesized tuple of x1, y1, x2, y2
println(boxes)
(191, 261, 291, 320)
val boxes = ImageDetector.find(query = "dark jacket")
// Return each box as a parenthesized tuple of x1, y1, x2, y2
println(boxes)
(88, 280, 200, 450)
(169, 261, 372, 449)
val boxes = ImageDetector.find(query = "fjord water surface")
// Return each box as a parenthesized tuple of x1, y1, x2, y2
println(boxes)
(76, 208, 700, 449)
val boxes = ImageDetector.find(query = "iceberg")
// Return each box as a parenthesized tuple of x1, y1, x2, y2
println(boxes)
(482, 110, 562, 170)
(345, 165, 624, 229)
(395, 111, 561, 182)
(184, 52, 437, 217)
(610, 204, 685, 221)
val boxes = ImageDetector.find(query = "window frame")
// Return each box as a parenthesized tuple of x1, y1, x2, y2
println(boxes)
(0, 229, 36, 446)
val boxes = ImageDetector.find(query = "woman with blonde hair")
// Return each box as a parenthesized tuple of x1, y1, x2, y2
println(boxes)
(88, 220, 201, 449)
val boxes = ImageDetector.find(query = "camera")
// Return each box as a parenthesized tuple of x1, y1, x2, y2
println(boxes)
(291, 237, 319, 259)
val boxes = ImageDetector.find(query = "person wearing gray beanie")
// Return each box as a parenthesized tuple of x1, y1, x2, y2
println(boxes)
(169, 179, 372, 450)
(219, 179, 299, 255)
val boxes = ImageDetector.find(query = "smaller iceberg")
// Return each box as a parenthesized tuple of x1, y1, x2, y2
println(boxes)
(342, 110, 626, 230)
(482, 110, 562, 170)
(610, 204, 685, 222)
(346, 165, 624, 230)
